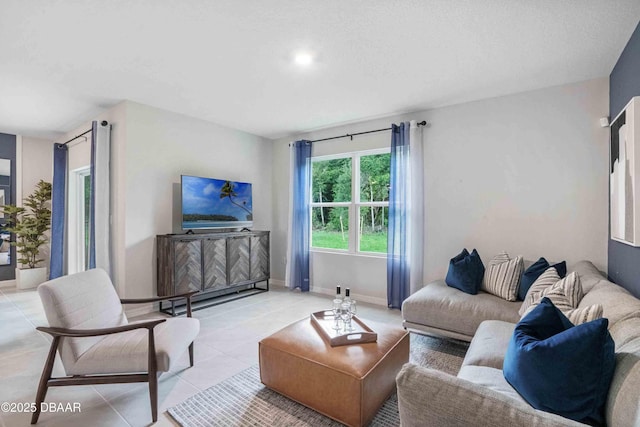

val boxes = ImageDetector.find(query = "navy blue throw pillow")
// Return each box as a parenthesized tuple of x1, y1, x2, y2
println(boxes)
(445, 248, 485, 295)
(551, 261, 567, 278)
(503, 298, 615, 425)
(518, 258, 567, 300)
(518, 257, 549, 300)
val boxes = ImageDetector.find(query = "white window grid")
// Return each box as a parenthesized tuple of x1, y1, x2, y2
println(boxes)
(310, 148, 390, 256)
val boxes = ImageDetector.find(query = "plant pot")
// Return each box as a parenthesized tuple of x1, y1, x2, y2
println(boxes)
(16, 267, 47, 290)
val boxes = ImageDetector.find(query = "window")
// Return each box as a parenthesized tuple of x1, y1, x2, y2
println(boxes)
(311, 149, 390, 254)
(68, 167, 91, 273)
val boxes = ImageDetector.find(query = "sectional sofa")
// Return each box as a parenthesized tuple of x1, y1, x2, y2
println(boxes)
(397, 261, 640, 426)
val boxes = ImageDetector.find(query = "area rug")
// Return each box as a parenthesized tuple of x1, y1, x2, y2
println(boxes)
(168, 334, 469, 427)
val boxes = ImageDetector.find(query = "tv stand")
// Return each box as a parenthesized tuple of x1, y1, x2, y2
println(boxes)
(156, 230, 270, 315)
(185, 229, 195, 235)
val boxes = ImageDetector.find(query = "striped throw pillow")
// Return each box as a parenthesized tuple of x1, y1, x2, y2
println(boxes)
(520, 272, 586, 318)
(481, 252, 523, 301)
(565, 305, 604, 325)
(519, 267, 561, 315)
(553, 272, 584, 308)
(523, 301, 603, 325)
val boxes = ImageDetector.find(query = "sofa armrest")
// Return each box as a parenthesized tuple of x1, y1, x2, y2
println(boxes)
(396, 363, 586, 427)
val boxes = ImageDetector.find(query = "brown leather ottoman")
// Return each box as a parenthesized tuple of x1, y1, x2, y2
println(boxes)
(259, 317, 409, 427)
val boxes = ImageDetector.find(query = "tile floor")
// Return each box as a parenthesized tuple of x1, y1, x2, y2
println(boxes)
(0, 286, 402, 427)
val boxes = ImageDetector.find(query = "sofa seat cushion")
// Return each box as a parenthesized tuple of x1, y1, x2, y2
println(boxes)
(462, 320, 515, 370)
(457, 365, 525, 404)
(67, 317, 200, 375)
(402, 280, 521, 338)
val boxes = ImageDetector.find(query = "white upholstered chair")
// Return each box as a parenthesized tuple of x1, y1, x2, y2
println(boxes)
(33, 268, 199, 424)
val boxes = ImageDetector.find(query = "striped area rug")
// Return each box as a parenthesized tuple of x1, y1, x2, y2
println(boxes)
(168, 334, 468, 427)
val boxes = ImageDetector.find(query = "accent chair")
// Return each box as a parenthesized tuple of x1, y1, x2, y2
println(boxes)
(32, 268, 199, 424)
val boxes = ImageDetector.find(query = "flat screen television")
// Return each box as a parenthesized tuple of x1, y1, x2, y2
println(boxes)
(181, 175, 253, 230)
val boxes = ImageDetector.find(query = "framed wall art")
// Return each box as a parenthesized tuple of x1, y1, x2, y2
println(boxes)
(611, 96, 640, 246)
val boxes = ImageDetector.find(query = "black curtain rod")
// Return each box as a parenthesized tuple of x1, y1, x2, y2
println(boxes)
(59, 120, 109, 147)
(60, 128, 91, 146)
(307, 120, 428, 143)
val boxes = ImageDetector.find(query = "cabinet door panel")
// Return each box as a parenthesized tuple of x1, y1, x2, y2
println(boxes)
(174, 240, 202, 294)
(228, 236, 250, 284)
(203, 238, 227, 290)
(250, 234, 269, 281)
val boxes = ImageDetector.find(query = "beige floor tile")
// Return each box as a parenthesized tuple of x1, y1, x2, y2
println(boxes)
(175, 353, 251, 391)
(107, 373, 200, 427)
(38, 400, 130, 427)
(0, 285, 402, 426)
(168, 341, 224, 374)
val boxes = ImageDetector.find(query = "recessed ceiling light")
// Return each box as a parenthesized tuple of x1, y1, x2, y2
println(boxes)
(294, 52, 313, 66)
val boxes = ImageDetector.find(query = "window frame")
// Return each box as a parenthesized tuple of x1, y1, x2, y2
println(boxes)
(68, 166, 91, 274)
(310, 147, 390, 257)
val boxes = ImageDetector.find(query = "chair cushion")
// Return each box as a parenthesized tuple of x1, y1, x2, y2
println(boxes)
(503, 298, 615, 425)
(38, 269, 128, 371)
(445, 248, 484, 295)
(402, 280, 521, 338)
(67, 317, 199, 375)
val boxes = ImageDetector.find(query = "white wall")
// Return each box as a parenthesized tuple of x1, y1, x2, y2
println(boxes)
(122, 101, 273, 299)
(59, 102, 127, 293)
(57, 101, 272, 313)
(20, 136, 52, 198)
(272, 78, 610, 304)
(18, 136, 53, 270)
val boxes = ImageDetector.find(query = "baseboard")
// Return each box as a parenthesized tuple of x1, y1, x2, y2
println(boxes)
(309, 286, 387, 307)
(0, 279, 16, 289)
(270, 279, 286, 288)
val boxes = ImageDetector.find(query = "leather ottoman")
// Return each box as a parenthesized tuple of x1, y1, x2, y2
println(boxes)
(259, 317, 409, 427)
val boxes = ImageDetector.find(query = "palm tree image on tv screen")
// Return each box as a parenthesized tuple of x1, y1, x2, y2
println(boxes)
(182, 176, 253, 229)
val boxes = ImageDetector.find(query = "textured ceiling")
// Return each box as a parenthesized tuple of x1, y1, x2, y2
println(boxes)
(1, 1, 638, 140)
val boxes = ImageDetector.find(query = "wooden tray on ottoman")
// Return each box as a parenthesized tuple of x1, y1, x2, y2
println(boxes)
(310, 310, 377, 347)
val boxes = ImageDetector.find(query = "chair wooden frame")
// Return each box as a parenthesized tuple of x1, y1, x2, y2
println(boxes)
(31, 291, 198, 424)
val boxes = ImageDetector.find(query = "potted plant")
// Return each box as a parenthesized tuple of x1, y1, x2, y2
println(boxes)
(1, 180, 52, 289)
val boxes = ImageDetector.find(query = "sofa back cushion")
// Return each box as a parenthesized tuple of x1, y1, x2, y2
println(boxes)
(572, 260, 609, 294)
(606, 348, 640, 427)
(579, 281, 640, 326)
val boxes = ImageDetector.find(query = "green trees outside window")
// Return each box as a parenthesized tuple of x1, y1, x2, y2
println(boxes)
(311, 151, 389, 254)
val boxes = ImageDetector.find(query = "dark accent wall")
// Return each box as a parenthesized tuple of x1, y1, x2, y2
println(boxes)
(608, 21, 640, 298)
(0, 133, 16, 280)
